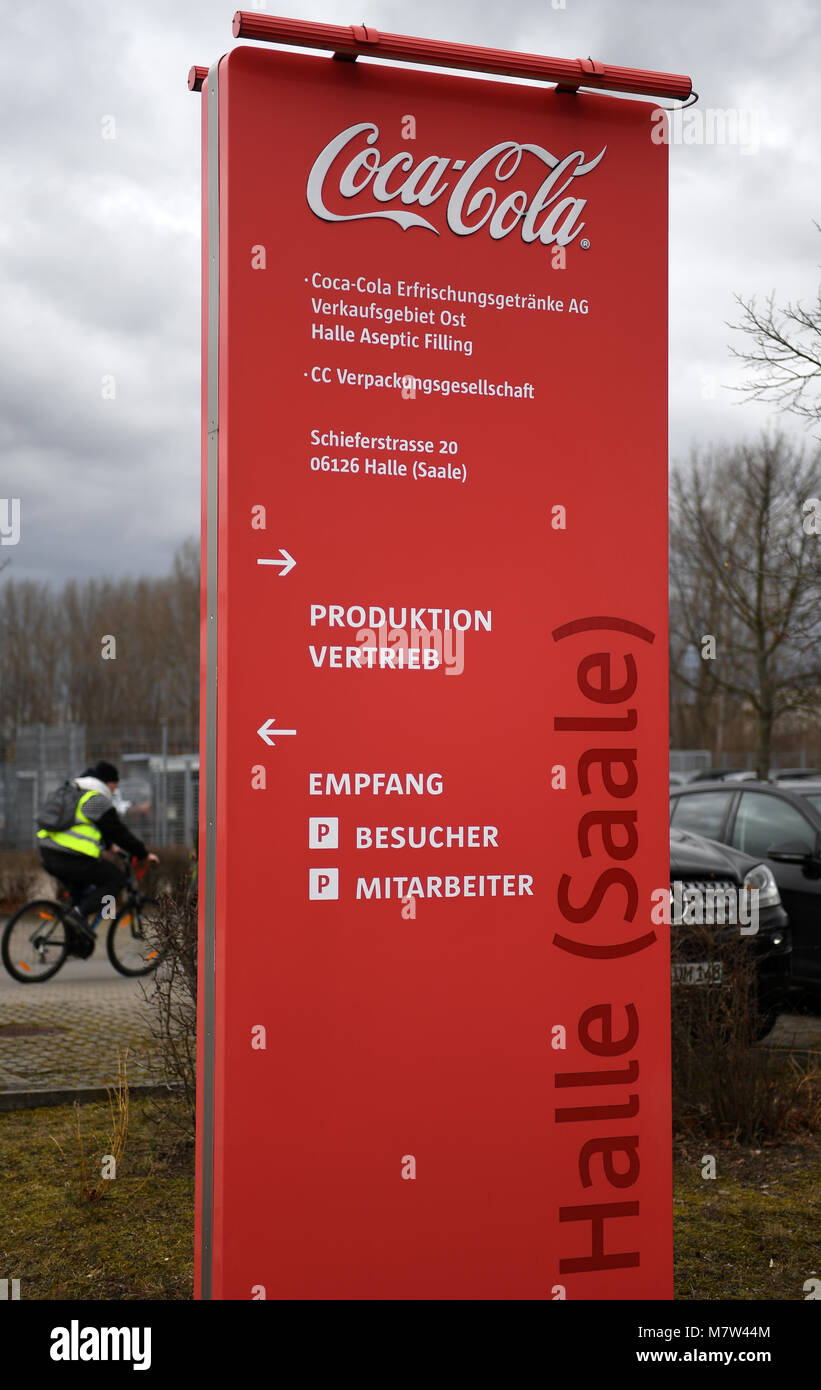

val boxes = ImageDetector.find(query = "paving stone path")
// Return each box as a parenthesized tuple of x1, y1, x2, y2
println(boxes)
(764, 1010, 821, 1052)
(0, 919, 818, 1097)
(0, 928, 165, 1092)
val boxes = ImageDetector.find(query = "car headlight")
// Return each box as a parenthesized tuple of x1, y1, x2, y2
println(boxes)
(742, 862, 781, 908)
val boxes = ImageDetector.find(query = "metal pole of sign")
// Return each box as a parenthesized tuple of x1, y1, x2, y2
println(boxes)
(229, 11, 694, 101)
(196, 55, 222, 1300)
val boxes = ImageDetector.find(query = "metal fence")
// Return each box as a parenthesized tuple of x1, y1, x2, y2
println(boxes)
(3, 725, 816, 849)
(669, 749, 712, 775)
(670, 747, 818, 776)
(0, 723, 198, 850)
(721, 749, 818, 773)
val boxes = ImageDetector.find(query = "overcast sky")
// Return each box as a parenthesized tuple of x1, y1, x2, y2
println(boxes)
(2, 0, 819, 583)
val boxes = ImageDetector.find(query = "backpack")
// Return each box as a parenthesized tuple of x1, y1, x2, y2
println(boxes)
(36, 781, 82, 832)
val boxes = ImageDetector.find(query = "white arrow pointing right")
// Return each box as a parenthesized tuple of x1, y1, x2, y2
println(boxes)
(257, 549, 296, 576)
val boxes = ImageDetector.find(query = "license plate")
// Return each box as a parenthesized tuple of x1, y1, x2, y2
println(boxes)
(671, 960, 723, 986)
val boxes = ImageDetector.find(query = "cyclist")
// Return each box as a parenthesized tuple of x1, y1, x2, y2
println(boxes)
(36, 759, 158, 951)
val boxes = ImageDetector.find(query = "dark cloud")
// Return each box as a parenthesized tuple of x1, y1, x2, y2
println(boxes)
(3, 0, 819, 582)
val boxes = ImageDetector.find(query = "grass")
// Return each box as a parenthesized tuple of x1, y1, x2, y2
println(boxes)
(0, 1094, 194, 1300)
(673, 1135, 821, 1299)
(1, 1093, 818, 1301)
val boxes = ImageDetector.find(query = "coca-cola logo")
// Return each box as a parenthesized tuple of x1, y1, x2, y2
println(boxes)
(306, 122, 605, 248)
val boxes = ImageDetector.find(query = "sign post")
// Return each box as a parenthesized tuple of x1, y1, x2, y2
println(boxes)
(193, 13, 690, 1300)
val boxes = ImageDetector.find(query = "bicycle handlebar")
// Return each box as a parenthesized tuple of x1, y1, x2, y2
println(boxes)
(113, 847, 154, 879)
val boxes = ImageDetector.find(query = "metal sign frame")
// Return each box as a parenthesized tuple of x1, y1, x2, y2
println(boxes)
(192, 13, 690, 1301)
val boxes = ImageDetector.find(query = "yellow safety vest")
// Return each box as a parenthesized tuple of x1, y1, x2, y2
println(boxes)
(36, 789, 103, 859)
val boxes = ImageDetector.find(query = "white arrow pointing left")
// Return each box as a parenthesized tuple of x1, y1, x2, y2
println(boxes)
(257, 718, 297, 746)
(257, 549, 296, 576)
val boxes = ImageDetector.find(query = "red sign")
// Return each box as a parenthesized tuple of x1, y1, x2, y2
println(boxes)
(197, 36, 672, 1300)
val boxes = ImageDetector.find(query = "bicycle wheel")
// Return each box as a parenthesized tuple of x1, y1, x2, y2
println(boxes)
(1, 900, 70, 983)
(107, 897, 162, 976)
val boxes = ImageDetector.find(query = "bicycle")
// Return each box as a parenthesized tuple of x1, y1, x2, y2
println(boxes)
(1, 850, 163, 983)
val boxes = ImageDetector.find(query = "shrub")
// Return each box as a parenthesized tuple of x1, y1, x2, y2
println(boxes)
(139, 889, 197, 1142)
(153, 846, 196, 898)
(671, 926, 821, 1142)
(0, 850, 41, 910)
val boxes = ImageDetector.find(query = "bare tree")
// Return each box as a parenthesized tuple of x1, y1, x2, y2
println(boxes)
(0, 578, 61, 740)
(670, 433, 821, 778)
(729, 225, 821, 426)
(163, 539, 200, 734)
(0, 540, 200, 744)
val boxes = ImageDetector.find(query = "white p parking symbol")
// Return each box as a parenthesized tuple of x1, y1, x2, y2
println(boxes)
(309, 868, 339, 900)
(309, 817, 339, 849)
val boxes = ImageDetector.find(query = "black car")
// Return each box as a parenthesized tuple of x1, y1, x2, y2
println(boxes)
(669, 780, 821, 991)
(669, 825, 791, 1035)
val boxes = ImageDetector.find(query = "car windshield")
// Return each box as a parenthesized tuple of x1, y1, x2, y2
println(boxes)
(801, 793, 821, 816)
